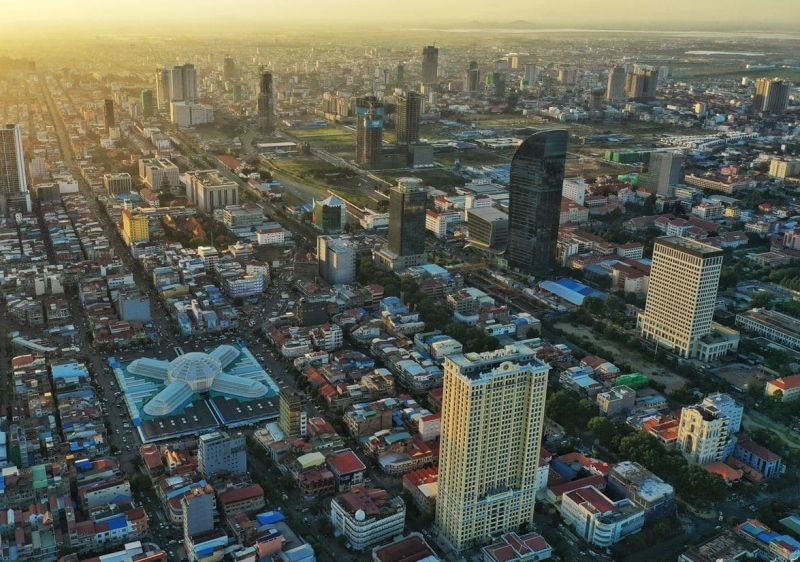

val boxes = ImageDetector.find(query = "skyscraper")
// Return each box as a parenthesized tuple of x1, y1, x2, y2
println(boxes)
(223, 56, 236, 81)
(422, 46, 439, 84)
(624, 68, 658, 101)
(355, 95, 383, 166)
(388, 177, 427, 258)
(103, 99, 114, 132)
(523, 63, 538, 87)
(646, 152, 684, 196)
(155, 68, 171, 109)
(467, 61, 481, 93)
(506, 130, 568, 277)
(753, 78, 790, 115)
(606, 66, 626, 101)
(396, 63, 404, 88)
(0, 124, 30, 214)
(141, 89, 154, 118)
(395, 91, 422, 146)
(436, 344, 549, 551)
(170, 63, 197, 102)
(258, 70, 275, 134)
(317, 234, 357, 285)
(638, 237, 724, 360)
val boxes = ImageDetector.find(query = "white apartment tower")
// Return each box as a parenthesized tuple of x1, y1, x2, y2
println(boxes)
(317, 235, 357, 285)
(562, 177, 586, 206)
(436, 344, 549, 552)
(638, 236, 723, 359)
(197, 431, 247, 477)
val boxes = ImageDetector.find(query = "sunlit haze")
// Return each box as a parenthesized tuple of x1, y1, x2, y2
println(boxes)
(3, 0, 799, 29)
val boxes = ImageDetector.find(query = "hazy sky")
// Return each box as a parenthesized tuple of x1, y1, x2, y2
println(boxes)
(4, 0, 799, 28)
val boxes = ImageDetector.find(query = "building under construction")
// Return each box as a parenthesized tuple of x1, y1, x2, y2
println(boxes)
(395, 91, 422, 146)
(356, 96, 384, 166)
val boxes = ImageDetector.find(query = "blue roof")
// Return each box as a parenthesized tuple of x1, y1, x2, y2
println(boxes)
(76, 460, 93, 470)
(539, 278, 607, 306)
(256, 511, 285, 525)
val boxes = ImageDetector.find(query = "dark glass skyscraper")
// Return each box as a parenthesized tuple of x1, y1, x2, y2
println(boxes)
(388, 177, 427, 258)
(141, 89, 154, 118)
(507, 130, 568, 277)
(395, 91, 421, 146)
(258, 71, 275, 134)
(104, 99, 115, 131)
(422, 46, 439, 84)
(356, 96, 384, 166)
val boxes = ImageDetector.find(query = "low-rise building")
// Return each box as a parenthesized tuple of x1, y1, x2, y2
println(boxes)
(560, 485, 645, 547)
(371, 533, 440, 562)
(736, 309, 800, 351)
(482, 532, 553, 562)
(596, 386, 636, 416)
(765, 374, 800, 402)
(330, 486, 405, 551)
(606, 461, 675, 521)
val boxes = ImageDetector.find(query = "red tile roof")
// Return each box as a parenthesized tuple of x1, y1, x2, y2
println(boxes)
(327, 450, 366, 475)
(566, 486, 618, 514)
(770, 374, 800, 391)
(219, 484, 264, 505)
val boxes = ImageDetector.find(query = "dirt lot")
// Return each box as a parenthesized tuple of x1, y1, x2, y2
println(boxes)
(554, 322, 688, 391)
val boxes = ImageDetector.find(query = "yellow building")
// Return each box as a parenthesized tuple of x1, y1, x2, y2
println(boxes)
(436, 344, 549, 552)
(676, 404, 729, 465)
(122, 209, 149, 244)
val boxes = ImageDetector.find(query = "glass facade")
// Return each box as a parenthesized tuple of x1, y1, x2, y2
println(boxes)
(507, 130, 568, 277)
(388, 178, 427, 257)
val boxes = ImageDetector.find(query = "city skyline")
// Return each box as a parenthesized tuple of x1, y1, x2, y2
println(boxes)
(2, 0, 799, 29)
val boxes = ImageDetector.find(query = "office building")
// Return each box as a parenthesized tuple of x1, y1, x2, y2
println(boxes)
(122, 209, 149, 245)
(317, 234, 357, 285)
(422, 46, 439, 84)
(467, 61, 481, 92)
(507, 130, 568, 277)
(197, 431, 247, 477)
(646, 152, 684, 196)
(676, 404, 729, 465)
(606, 66, 626, 101)
(170, 102, 213, 128)
(181, 485, 215, 539)
(279, 389, 308, 438)
(141, 89, 154, 118)
(638, 237, 724, 360)
(170, 63, 197, 102)
(356, 96, 384, 166)
(223, 57, 236, 81)
(312, 194, 347, 233)
(184, 170, 239, 212)
(155, 68, 171, 109)
(104, 99, 115, 132)
(467, 207, 509, 251)
(753, 78, 790, 115)
(395, 91, 422, 146)
(523, 63, 538, 86)
(330, 486, 405, 551)
(258, 71, 275, 134)
(396, 63, 404, 88)
(436, 344, 549, 551)
(560, 486, 645, 547)
(0, 124, 31, 214)
(139, 157, 180, 191)
(103, 172, 132, 196)
(389, 177, 426, 256)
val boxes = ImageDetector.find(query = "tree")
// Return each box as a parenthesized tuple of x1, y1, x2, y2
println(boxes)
(588, 416, 618, 444)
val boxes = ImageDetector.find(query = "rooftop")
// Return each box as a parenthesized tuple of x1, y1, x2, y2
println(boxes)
(655, 236, 724, 259)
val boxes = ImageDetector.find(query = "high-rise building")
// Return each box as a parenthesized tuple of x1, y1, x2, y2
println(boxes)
(676, 404, 730, 465)
(317, 234, 357, 285)
(103, 99, 115, 132)
(197, 431, 247, 477)
(0, 124, 30, 214)
(395, 91, 422, 146)
(181, 485, 215, 539)
(388, 177, 426, 258)
(103, 172, 132, 196)
(467, 207, 509, 251)
(467, 61, 481, 93)
(436, 344, 549, 551)
(170, 63, 197, 102)
(624, 68, 658, 101)
(257, 71, 275, 134)
(589, 89, 605, 111)
(396, 63, 404, 88)
(141, 89, 154, 118)
(646, 152, 684, 196)
(422, 46, 439, 84)
(355, 96, 384, 166)
(753, 78, 790, 115)
(122, 209, 149, 245)
(638, 237, 724, 359)
(223, 57, 236, 81)
(606, 66, 626, 101)
(155, 68, 171, 109)
(523, 63, 538, 87)
(312, 194, 347, 233)
(278, 389, 308, 438)
(507, 130, 568, 277)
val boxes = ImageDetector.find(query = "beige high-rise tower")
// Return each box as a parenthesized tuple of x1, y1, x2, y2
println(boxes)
(435, 344, 549, 552)
(638, 236, 723, 359)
